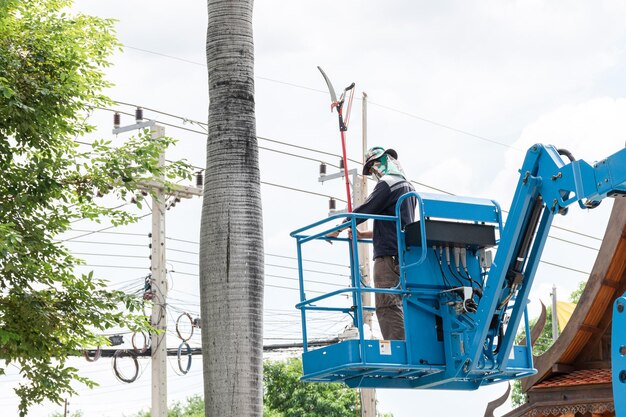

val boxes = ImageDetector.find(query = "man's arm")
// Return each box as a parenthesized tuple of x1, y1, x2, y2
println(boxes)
(352, 180, 390, 217)
(349, 228, 373, 239)
(326, 181, 390, 240)
(326, 227, 372, 240)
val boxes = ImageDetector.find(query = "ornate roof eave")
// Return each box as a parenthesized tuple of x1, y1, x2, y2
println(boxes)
(522, 198, 626, 391)
(503, 401, 615, 417)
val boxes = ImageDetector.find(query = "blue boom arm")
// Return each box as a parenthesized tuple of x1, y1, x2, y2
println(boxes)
(467, 144, 626, 379)
(291, 144, 626, 391)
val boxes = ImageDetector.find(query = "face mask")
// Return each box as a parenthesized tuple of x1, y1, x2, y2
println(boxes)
(368, 160, 383, 179)
(370, 164, 383, 180)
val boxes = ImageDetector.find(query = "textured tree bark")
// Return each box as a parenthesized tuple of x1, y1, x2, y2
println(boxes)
(201, 1, 263, 416)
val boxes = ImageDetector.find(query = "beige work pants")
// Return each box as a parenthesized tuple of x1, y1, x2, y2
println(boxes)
(373, 256, 405, 340)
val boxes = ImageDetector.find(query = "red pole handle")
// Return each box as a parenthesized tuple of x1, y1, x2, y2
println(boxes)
(338, 108, 353, 212)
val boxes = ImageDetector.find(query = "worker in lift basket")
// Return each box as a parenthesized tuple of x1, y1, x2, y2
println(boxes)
(326, 146, 416, 341)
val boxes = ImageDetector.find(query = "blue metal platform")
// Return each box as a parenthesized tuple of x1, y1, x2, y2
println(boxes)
(302, 339, 535, 389)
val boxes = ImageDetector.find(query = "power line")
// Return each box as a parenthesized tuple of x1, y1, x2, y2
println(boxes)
(63, 211, 601, 276)
(166, 270, 326, 294)
(409, 179, 455, 196)
(167, 247, 198, 256)
(262, 181, 346, 202)
(266, 263, 350, 278)
(121, 45, 329, 96)
(412, 186, 603, 245)
(265, 273, 346, 288)
(81, 264, 149, 270)
(104, 105, 362, 165)
(67, 108, 607, 282)
(61, 213, 151, 242)
(550, 224, 603, 242)
(257, 135, 360, 165)
(266, 253, 349, 269)
(99, 104, 605, 243)
(165, 244, 350, 269)
(168, 258, 198, 267)
(545, 235, 599, 251)
(260, 146, 341, 167)
(539, 260, 590, 275)
(166, 258, 349, 281)
(72, 228, 146, 237)
(72, 252, 148, 260)
(63, 240, 147, 248)
(118, 46, 520, 151)
(167, 270, 198, 277)
(77, 115, 349, 203)
(266, 283, 324, 294)
(368, 100, 522, 151)
(104, 50, 612, 277)
(100, 109, 608, 248)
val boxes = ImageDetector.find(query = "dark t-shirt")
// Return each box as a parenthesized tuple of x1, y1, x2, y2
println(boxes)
(352, 175, 416, 259)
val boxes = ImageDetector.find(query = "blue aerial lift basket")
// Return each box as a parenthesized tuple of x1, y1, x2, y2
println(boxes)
(292, 193, 535, 389)
(291, 144, 626, 391)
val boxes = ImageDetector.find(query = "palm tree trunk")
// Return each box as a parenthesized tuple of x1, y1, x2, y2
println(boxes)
(200, 1, 263, 416)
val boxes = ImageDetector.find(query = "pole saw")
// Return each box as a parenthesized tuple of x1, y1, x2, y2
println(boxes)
(318, 66, 356, 212)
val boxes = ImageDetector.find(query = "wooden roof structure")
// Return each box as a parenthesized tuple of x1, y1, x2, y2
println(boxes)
(501, 197, 626, 417)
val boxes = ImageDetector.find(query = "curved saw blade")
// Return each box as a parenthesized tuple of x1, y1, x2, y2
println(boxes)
(317, 66, 338, 105)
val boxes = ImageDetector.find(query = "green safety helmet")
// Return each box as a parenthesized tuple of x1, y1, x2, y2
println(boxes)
(362, 146, 398, 175)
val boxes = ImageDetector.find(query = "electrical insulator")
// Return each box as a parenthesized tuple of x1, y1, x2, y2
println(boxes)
(196, 171, 204, 187)
(109, 335, 124, 346)
(329, 197, 336, 210)
(339, 158, 344, 170)
(135, 107, 143, 122)
(113, 112, 121, 129)
(319, 162, 327, 175)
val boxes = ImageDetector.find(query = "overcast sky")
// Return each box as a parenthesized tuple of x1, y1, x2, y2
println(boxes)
(3, 1, 626, 416)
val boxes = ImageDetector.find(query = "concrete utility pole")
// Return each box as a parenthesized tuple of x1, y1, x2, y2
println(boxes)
(113, 112, 202, 417)
(318, 93, 376, 416)
(551, 285, 559, 341)
(358, 92, 372, 331)
(149, 124, 168, 417)
(358, 92, 377, 417)
(113, 114, 168, 417)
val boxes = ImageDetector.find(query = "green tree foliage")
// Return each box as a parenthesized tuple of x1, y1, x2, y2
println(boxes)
(510, 306, 554, 406)
(263, 358, 358, 417)
(569, 280, 586, 303)
(129, 359, 393, 417)
(131, 395, 205, 417)
(510, 281, 586, 406)
(50, 411, 83, 417)
(0, 1, 189, 415)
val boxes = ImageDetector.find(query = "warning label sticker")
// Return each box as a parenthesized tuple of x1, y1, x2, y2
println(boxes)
(379, 340, 391, 355)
